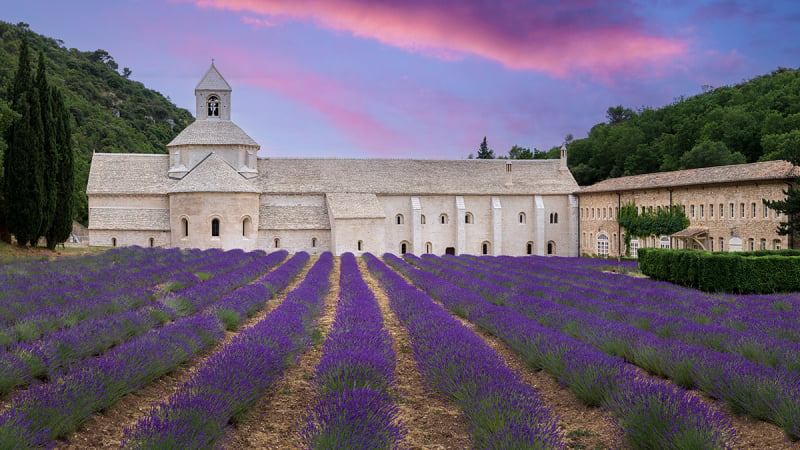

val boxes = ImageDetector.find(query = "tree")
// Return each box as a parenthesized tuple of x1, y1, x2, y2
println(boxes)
(763, 179, 800, 239)
(508, 145, 534, 159)
(122, 67, 132, 79)
(606, 105, 634, 124)
(46, 85, 74, 249)
(4, 38, 45, 246)
(476, 136, 495, 159)
(617, 204, 689, 257)
(35, 50, 58, 243)
(679, 140, 745, 169)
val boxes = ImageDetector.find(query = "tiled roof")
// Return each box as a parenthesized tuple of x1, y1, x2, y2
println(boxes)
(257, 158, 578, 195)
(580, 160, 800, 194)
(167, 120, 259, 147)
(168, 153, 260, 194)
(259, 205, 330, 229)
(88, 208, 169, 230)
(195, 62, 231, 91)
(326, 193, 385, 219)
(87, 154, 172, 195)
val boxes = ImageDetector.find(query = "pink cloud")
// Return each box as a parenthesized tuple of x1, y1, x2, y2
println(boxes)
(241, 15, 275, 28)
(184, 0, 688, 78)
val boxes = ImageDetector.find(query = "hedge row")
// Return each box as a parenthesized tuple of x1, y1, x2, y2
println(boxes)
(638, 248, 800, 294)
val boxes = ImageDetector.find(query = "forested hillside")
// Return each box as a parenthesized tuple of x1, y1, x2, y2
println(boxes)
(0, 21, 194, 224)
(568, 67, 800, 186)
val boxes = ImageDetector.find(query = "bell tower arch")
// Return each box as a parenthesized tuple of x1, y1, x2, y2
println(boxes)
(195, 60, 232, 120)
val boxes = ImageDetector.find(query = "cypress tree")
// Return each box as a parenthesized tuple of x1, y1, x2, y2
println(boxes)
(46, 85, 74, 249)
(3, 38, 44, 246)
(36, 49, 58, 244)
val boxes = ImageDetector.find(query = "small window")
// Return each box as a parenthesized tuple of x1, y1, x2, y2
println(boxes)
(526, 241, 533, 255)
(597, 234, 609, 256)
(719, 237, 724, 252)
(691, 205, 696, 218)
(729, 203, 734, 218)
(710, 238, 714, 251)
(764, 205, 769, 218)
(420, 215, 426, 225)
(709, 204, 714, 218)
(396, 214, 404, 225)
(603, 208, 606, 219)
(700, 204, 704, 218)
(440, 214, 448, 224)
(752, 203, 757, 218)
(357, 240, 363, 251)
(401, 242, 409, 254)
(207, 95, 219, 117)
(426, 242, 432, 254)
(212, 218, 220, 237)
(748, 238, 754, 251)
(111, 237, 117, 247)
(242, 217, 251, 237)
(553, 213, 558, 224)
(465, 212, 473, 224)
(760, 239, 766, 250)
(312, 237, 317, 248)
(719, 203, 724, 218)
(274, 238, 280, 248)
(482, 241, 490, 255)
(550, 213, 554, 224)
(774, 239, 782, 250)
(149, 237, 155, 247)
(547, 241, 556, 255)
(182, 218, 189, 237)
(740, 203, 745, 218)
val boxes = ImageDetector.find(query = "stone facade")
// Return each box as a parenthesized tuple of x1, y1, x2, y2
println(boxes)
(86, 63, 581, 256)
(579, 161, 800, 257)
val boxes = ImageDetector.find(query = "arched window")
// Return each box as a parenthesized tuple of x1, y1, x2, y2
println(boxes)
(547, 241, 555, 255)
(211, 218, 220, 237)
(182, 218, 189, 237)
(149, 237, 155, 248)
(630, 239, 640, 258)
(274, 237, 280, 248)
(207, 95, 219, 117)
(420, 215, 426, 225)
(242, 217, 251, 237)
(440, 214, 448, 224)
(553, 213, 558, 224)
(549, 213, 554, 224)
(401, 241, 409, 254)
(660, 236, 670, 249)
(396, 214, 404, 225)
(357, 240, 363, 251)
(426, 242, 432, 254)
(519, 212, 526, 224)
(465, 212, 473, 224)
(312, 237, 317, 248)
(760, 239, 767, 250)
(597, 234, 609, 256)
(526, 241, 533, 255)
(774, 239, 782, 250)
(482, 241, 490, 255)
(111, 237, 117, 247)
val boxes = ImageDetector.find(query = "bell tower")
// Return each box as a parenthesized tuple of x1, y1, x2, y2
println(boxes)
(195, 60, 232, 121)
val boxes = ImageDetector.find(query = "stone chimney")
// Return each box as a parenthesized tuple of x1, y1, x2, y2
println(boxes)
(559, 144, 568, 171)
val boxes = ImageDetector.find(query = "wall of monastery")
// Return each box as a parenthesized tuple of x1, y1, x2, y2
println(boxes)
(330, 217, 386, 256)
(90, 230, 170, 248)
(169, 192, 260, 250)
(258, 230, 330, 255)
(579, 180, 792, 257)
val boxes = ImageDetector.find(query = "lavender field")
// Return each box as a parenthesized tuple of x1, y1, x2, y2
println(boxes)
(0, 246, 797, 449)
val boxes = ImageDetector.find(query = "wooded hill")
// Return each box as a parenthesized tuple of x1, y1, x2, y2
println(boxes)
(567, 67, 800, 186)
(0, 21, 194, 225)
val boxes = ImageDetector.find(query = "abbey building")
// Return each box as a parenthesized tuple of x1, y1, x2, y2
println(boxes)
(87, 63, 581, 256)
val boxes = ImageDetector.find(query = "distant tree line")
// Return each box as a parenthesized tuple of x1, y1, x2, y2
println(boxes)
(468, 136, 568, 160)
(3, 38, 73, 248)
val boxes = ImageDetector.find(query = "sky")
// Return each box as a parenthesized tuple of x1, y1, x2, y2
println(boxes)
(4, 1, 800, 159)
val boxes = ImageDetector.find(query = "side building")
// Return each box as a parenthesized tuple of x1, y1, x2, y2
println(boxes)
(86, 62, 581, 256)
(578, 160, 800, 257)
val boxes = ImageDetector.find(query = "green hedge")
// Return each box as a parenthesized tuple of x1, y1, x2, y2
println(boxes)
(638, 248, 800, 294)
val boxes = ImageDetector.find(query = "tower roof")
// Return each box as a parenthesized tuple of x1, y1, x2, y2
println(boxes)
(195, 61, 231, 92)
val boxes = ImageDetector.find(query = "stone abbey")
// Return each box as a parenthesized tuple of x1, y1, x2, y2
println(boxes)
(87, 64, 797, 256)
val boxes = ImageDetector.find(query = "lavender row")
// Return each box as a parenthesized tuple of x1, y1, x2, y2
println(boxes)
(122, 252, 333, 449)
(387, 254, 736, 449)
(213, 251, 308, 330)
(301, 253, 402, 449)
(365, 253, 564, 449)
(414, 254, 800, 441)
(0, 312, 224, 447)
(161, 250, 286, 316)
(438, 255, 800, 373)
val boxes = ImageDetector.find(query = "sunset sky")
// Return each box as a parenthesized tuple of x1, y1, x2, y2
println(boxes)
(5, 1, 800, 159)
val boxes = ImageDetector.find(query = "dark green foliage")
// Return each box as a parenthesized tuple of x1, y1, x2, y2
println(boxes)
(568, 67, 800, 185)
(0, 21, 194, 225)
(47, 85, 73, 248)
(617, 204, 689, 256)
(763, 177, 800, 238)
(35, 50, 57, 243)
(476, 136, 494, 159)
(639, 248, 800, 293)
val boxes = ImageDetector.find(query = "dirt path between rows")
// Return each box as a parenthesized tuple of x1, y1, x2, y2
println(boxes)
(56, 258, 315, 449)
(221, 257, 340, 449)
(360, 257, 472, 449)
